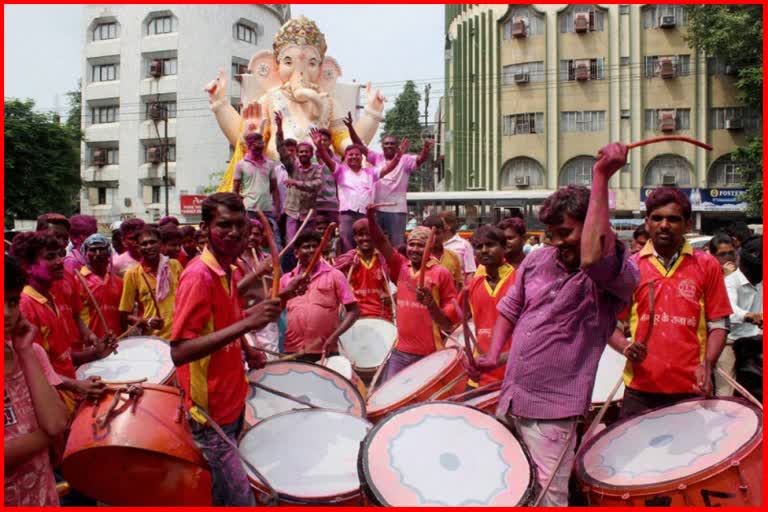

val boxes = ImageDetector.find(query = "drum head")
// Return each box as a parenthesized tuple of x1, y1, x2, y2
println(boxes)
(578, 397, 762, 488)
(76, 336, 173, 384)
(464, 389, 502, 409)
(240, 409, 371, 502)
(591, 345, 626, 403)
(246, 361, 365, 423)
(447, 321, 475, 351)
(359, 401, 535, 506)
(323, 355, 352, 378)
(339, 318, 397, 369)
(367, 348, 460, 413)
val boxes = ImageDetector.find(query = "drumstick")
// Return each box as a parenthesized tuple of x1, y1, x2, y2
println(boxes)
(116, 322, 142, 341)
(251, 248, 270, 297)
(275, 337, 327, 362)
(579, 374, 624, 446)
(254, 210, 281, 299)
(427, 370, 468, 401)
(716, 367, 763, 411)
(278, 209, 315, 258)
(367, 341, 397, 396)
(445, 380, 502, 402)
(74, 271, 111, 336)
(626, 136, 712, 151)
(461, 291, 477, 367)
(251, 382, 320, 409)
(532, 422, 578, 507)
(418, 227, 437, 288)
(102, 378, 148, 386)
(252, 346, 287, 358)
(4, 239, 12, 247)
(139, 272, 163, 320)
(302, 222, 336, 280)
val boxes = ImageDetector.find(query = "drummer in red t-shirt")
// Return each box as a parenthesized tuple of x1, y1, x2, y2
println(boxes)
(366, 205, 457, 382)
(609, 187, 732, 418)
(335, 218, 394, 322)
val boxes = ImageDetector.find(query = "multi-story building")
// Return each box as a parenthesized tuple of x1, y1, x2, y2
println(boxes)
(79, 4, 289, 224)
(442, 4, 760, 231)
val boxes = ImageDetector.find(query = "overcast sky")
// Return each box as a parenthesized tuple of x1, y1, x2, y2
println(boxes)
(4, 4, 445, 121)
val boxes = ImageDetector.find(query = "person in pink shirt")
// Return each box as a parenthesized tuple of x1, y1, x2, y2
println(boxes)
(112, 218, 145, 277)
(64, 214, 97, 274)
(279, 231, 360, 362)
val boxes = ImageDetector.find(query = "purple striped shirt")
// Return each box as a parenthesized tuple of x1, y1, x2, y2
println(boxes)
(496, 243, 638, 420)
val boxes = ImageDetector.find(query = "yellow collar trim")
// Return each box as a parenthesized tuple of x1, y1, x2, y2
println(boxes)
(22, 285, 48, 304)
(200, 247, 238, 277)
(356, 250, 378, 270)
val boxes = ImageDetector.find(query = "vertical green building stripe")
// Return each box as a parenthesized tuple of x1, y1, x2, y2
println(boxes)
(481, 11, 487, 189)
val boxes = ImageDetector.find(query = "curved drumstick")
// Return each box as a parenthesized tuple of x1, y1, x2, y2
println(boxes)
(418, 227, 438, 288)
(302, 222, 337, 279)
(251, 248, 270, 297)
(254, 210, 281, 299)
(461, 291, 477, 368)
(74, 271, 111, 336)
(278, 208, 315, 258)
(627, 136, 712, 151)
(139, 272, 163, 321)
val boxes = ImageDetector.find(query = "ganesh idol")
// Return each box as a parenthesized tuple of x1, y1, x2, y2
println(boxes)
(205, 16, 386, 191)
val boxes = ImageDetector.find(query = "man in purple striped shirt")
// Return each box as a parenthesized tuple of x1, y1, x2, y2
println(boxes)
(473, 142, 639, 506)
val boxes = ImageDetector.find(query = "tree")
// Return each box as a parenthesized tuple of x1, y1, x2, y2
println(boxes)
(380, 81, 430, 191)
(687, 5, 763, 217)
(4, 99, 83, 228)
(65, 80, 82, 131)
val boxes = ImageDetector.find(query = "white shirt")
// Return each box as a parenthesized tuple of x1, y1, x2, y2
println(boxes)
(725, 270, 762, 341)
(444, 234, 477, 275)
(368, 150, 418, 213)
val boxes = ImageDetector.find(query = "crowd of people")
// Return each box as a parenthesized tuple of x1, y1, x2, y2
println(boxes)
(4, 133, 763, 507)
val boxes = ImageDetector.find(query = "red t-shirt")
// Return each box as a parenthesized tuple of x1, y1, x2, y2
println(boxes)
(622, 242, 733, 394)
(388, 252, 457, 356)
(171, 248, 248, 425)
(79, 267, 124, 337)
(20, 286, 77, 379)
(336, 249, 393, 322)
(52, 269, 84, 351)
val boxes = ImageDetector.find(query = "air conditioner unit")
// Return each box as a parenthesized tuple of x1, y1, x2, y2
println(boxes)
(659, 110, 676, 131)
(93, 149, 106, 167)
(659, 58, 675, 79)
(659, 15, 676, 28)
(574, 13, 589, 33)
(575, 60, 591, 81)
(662, 174, 677, 186)
(512, 17, 527, 38)
(147, 146, 162, 164)
(234, 64, 247, 83)
(148, 103, 165, 121)
(514, 175, 530, 187)
(149, 59, 163, 78)
(514, 72, 529, 84)
(725, 118, 744, 130)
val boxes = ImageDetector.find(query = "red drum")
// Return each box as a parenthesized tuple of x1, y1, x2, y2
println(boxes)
(366, 347, 467, 424)
(62, 384, 211, 506)
(338, 318, 397, 384)
(245, 361, 365, 426)
(322, 355, 367, 398)
(359, 401, 536, 506)
(464, 389, 502, 414)
(239, 409, 372, 505)
(445, 321, 475, 354)
(76, 335, 175, 385)
(576, 397, 763, 507)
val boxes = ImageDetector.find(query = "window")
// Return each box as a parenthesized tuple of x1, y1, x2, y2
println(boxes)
(708, 156, 745, 187)
(621, 110, 631, 119)
(502, 113, 544, 135)
(98, 187, 107, 205)
(619, 5, 631, 15)
(91, 105, 119, 124)
(560, 111, 606, 132)
(145, 101, 177, 120)
(644, 109, 690, 130)
(147, 58, 177, 77)
(500, 157, 546, 189)
(643, 5, 688, 29)
(236, 23, 257, 44)
(147, 16, 176, 35)
(644, 155, 693, 186)
(152, 186, 162, 204)
(709, 107, 762, 130)
(144, 144, 176, 163)
(707, 57, 738, 76)
(644, 55, 690, 78)
(92, 147, 118, 165)
(501, 8, 544, 38)
(502, 61, 544, 85)
(91, 63, 118, 82)
(92, 22, 117, 41)
(560, 5, 605, 33)
(620, 56, 630, 66)
(560, 58, 605, 81)
(559, 157, 597, 186)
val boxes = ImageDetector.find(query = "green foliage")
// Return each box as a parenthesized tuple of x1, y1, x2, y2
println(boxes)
(65, 80, 82, 131)
(733, 136, 763, 217)
(4, 98, 83, 228)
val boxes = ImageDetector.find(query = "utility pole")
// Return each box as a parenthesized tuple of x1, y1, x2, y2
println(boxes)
(422, 83, 431, 192)
(163, 104, 169, 217)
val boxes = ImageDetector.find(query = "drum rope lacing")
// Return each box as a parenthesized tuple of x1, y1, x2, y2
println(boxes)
(93, 384, 145, 428)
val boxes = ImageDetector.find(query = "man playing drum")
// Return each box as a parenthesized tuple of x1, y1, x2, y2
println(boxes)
(366, 206, 457, 381)
(473, 143, 639, 506)
(608, 187, 732, 418)
(79, 234, 123, 338)
(335, 218, 393, 322)
(170, 192, 304, 506)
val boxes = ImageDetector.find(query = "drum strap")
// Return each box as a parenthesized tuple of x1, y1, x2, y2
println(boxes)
(191, 404, 280, 507)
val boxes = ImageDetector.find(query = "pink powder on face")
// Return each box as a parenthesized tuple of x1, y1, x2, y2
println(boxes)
(27, 260, 53, 284)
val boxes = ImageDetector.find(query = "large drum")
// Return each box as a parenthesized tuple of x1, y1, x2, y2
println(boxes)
(62, 384, 211, 506)
(239, 409, 372, 505)
(464, 389, 502, 415)
(587, 345, 627, 426)
(338, 318, 397, 383)
(322, 355, 367, 398)
(445, 321, 476, 353)
(365, 347, 467, 424)
(245, 361, 366, 426)
(76, 336, 175, 385)
(359, 401, 536, 506)
(576, 397, 763, 507)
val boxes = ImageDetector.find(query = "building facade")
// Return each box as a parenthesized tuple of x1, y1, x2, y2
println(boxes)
(442, 4, 760, 230)
(79, 4, 289, 224)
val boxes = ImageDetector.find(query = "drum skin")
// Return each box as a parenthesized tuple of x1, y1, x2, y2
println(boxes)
(339, 318, 397, 384)
(366, 348, 468, 424)
(62, 384, 211, 506)
(323, 355, 368, 399)
(464, 389, 501, 414)
(76, 336, 176, 385)
(576, 397, 762, 507)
